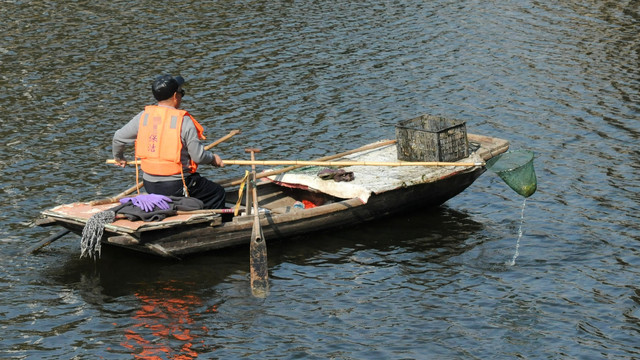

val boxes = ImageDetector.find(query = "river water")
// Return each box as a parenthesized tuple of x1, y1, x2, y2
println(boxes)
(1, 0, 639, 358)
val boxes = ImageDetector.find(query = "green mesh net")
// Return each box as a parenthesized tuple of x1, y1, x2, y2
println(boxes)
(486, 150, 537, 198)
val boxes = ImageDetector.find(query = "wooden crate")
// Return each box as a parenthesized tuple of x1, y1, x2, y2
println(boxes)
(395, 115, 469, 162)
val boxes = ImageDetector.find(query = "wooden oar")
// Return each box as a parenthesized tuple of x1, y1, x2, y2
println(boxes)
(93, 129, 241, 206)
(218, 139, 398, 187)
(221, 159, 485, 167)
(27, 229, 71, 254)
(203, 129, 241, 151)
(246, 148, 269, 298)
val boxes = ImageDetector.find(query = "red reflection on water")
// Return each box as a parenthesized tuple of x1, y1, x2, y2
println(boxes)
(119, 284, 217, 359)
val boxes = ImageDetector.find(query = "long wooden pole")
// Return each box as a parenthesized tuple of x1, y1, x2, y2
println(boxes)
(218, 139, 397, 187)
(220, 159, 485, 167)
(93, 129, 241, 206)
(104, 139, 484, 184)
(107, 139, 400, 186)
(204, 129, 241, 151)
(106, 157, 483, 168)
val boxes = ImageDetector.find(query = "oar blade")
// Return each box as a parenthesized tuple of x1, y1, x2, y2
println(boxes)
(250, 215, 269, 298)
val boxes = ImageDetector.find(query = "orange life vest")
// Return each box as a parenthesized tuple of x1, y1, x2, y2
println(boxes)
(135, 105, 206, 176)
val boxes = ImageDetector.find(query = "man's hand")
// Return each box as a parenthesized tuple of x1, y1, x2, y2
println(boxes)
(114, 158, 128, 168)
(212, 154, 225, 168)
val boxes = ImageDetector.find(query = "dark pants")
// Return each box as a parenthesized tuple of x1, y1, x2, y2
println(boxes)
(143, 173, 226, 209)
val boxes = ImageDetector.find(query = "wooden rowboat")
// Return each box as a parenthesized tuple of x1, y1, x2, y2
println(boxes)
(36, 134, 508, 258)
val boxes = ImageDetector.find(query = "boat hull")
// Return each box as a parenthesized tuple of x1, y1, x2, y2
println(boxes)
(105, 166, 485, 256)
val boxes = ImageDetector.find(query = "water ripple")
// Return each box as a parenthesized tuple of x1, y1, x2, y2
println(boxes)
(1, 0, 640, 358)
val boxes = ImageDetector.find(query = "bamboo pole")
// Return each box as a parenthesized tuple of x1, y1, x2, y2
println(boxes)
(104, 129, 240, 166)
(220, 159, 485, 167)
(105, 158, 484, 167)
(104, 139, 485, 189)
(217, 139, 399, 187)
(106, 139, 400, 187)
(203, 129, 241, 151)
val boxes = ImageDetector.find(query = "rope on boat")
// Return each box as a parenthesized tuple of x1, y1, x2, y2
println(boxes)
(80, 210, 116, 259)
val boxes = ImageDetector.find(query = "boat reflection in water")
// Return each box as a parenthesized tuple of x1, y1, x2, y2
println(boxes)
(119, 281, 218, 359)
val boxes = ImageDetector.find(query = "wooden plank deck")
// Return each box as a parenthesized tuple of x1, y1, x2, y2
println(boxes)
(42, 202, 221, 234)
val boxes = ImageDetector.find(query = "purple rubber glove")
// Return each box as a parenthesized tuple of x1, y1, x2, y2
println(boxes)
(137, 194, 172, 212)
(120, 194, 172, 212)
(119, 197, 136, 205)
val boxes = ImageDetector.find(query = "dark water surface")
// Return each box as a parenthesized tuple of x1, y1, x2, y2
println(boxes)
(2, 0, 639, 358)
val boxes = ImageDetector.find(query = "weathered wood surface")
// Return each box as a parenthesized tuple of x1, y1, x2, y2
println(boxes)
(467, 134, 509, 160)
(42, 202, 221, 234)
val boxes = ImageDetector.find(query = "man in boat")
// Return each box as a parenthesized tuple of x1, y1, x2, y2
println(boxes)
(112, 75, 226, 209)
